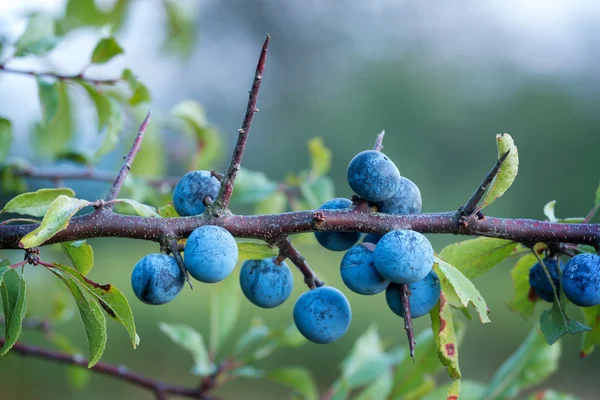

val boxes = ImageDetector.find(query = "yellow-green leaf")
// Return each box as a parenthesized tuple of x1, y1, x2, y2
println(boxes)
(507, 253, 538, 318)
(0, 268, 27, 355)
(254, 191, 287, 215)
(61, 240, 94, 276)
(91, 37, 124, 64)
(430, 292, 462, 380)
(115, 199, 160, 217)
(158, 203, 179, 218)
(15, 14, 59, 57)
(122, 69, 151, 106)
(308, 137, 332, 177)
(439, 237, 517, 279)
(237, 241, 278, 261)
(19, 196, 90, 248)
(2, 188, 75, 217)
(580, 305, 600, 357)
(0, 118, 12, 163)
(480, 133, 519, 209)
(35, 79, 74, 156)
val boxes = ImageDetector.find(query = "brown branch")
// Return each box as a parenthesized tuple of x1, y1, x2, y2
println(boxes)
(0, 337, 217, 399)
(214, 34, 270, 211)
(0, 65, 121, 85)
(400, 284, 416, 361)
(274, 237, 323, 289)
(372, 130, 385, 151)
(104, 111, 152, 209)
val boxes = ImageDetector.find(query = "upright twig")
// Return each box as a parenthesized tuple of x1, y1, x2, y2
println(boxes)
(166, 237, 194, 289)
(372, 130, 385, 152)
(214, 34, 270, 210)
(460, 150, 511, 220)
(104, 111, 152, 209)
(274, 237, 323, 289)
(400, 284, 416, 361)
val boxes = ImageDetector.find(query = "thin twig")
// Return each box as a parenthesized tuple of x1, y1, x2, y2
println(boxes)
(0, 65, 121, 85)
(0, 338, 216, 399)
(214, 34, 270, 210)
(372, 130, 385, 152)
(460, 150, 511, 220)
(399, 284, 416, 361)
(274, 237, 323, 289)
(166, 237, 194, 290)
(104, 111, 152, 209)
(584, 204, 600, 223)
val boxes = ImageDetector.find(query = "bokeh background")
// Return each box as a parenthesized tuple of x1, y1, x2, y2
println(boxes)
(1, 0, 600, 399)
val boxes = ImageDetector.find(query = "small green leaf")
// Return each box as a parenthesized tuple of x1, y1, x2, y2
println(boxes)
(249, 323, 306, 362)
(507, 253, 538, 318)
(94, 99, 124, 159)
(300, 175, 335, 209)
(434, 256, 490, 323)
(158, 323, 214, 376)
(60, 0, 130, 34)
(48, 263, 138, 349)
(77, 80, 111, 131)
(234, 318, 271, 356)
(580, 304, 600, 357)
(438, 237, 517, 279)
(430, 292, 462, 381)
(230, 169, 278, 204)
(52, 270, 106, 367)
(61, 241, 94, 276)
(0, 118, 12, 163)
(35, 79, 74, 156)
(114, 199, 160, 217)
(540, 300, 591, 345)
(266, 367, 318, 400)
(122, 69, 151, 105)
(15, 14, 59, 57)
(91, 37, 124, 64)
(544, 200, 557, 222)
(19, 196, 90, 248)
(308, 137, 332, 177)
(255, 191, 287, 215)
(237, 241, 278, 261)
(354, 371, 393, 400)
(2, 188, 75, 217)
(162, 0, 198, 57)
(482, 328, 560, 400)
(56, 150, 92, 165)
(209, 275, 240, 355)
(0, 268, 27, 355)
(158, 203, 179, 218)
(480, 133, 519, 209)
(0, 162, 27, 194)
(0, 260, 10, 287)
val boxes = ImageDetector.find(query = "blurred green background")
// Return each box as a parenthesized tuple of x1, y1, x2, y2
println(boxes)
(1, 0, 600, 399)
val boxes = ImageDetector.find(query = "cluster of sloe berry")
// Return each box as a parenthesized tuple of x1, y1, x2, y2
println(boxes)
(129, 149, 441, 345)
(529, 253, 600, 307)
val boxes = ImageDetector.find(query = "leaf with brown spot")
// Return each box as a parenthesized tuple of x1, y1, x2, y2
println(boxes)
(430, 292, 462, 381)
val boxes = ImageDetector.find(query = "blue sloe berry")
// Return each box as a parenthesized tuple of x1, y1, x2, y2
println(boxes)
(347, 150, 401, 202)
(385, 271, 441, 318)
(172, 170, 221, 216)
(562, 253, 600, 307)
(239, 258, 294, 308)
(528, 258, 561, 302)
(184, 225, 238, 283)
(131, 254, 185, 305)
(374, 230, 434, 284)
(340, 243, 389, 295)
(374, 176, 422, 215)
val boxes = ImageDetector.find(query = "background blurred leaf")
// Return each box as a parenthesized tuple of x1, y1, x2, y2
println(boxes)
(299, 175, 334, 209)
(61, 240, 94, 276)
(480, 133, 519, 209)
(308, 137, 332, 177)
(162, 0, 198, 57)
(266, 367, 318, 400)
(159, 323, 214, 376)
(237, 241, 278, 261)
(254, 191, 287, 215)
(528, 390, 582, 400)
(580, 305, 600, 357)
(209, 276, 240, 356)
(507, 253, 538, 318)
(59, 0, 130, 34)
(0, 118, 11, 163)
(1, 188, 75, 217)
(114, 199, 160, 218)
(0, 268, 27, 355)
(122, 69, 151, 106)
(51, 333, 90, 390)
(14, 14, 59, 57)
(35, 79, 73, 157)
(91, 37, 124, 64)
(231, 169, 278, 204)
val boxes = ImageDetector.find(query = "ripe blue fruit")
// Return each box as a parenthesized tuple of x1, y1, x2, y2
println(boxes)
(385, 271, 441, 318)
(340, 243, 389, 295)
(528, 258, 562, 302)
(562, 253, 600, 307)
(239, 258, 294, 308)
(314, 198, 361, 251)
(131, 254, 185, 305)
(347, 150, 401, 202)
(374, 230, 434, 284)
(172, 170, 221, 216)
(184, 225, 238, 283)
(374, 176, 422, 215)
(293, 286, 352, 344)
(363, 234, 382, 245)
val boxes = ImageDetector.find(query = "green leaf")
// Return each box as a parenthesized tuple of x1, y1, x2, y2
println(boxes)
(300, 175, 335, 209)
(0, 268, 27, 355)
(122, 69, 151, 106)
(237, 241, 278, 261)
(114, 199, 160, 217)
(255, 191, 287, 215)
(430, 292, 462, 380)
(438, 237, 517, 279)
(91, 37, 124, 64)
(77, 80, 111, 131)
(480, 133, 519, 209)
(354, 371, 393, 400)
(540, 300, 591, 345)
(61, 241, 94, 276)
(51, 270, 106, 367)
(94, 99, 124, 159)
(48, 263, 138, 349)
(51, 333, 90, 390)
(158, 203, 179, 218)
(230, 169, 278, 204)
(447, 379, 461, 400)
(528, 390, 582, 400)
(60, 0, 130, 34)
(0, 118, 12, 163)
(595, 183, 600, 208)
(248, 323, 306, 362)
(580, 304, 600, 357)
(15, 14, 58, 57)
(2, 188, 75, 217)
(481, 328, 560, 400)
(434, 256, 491, 323)
(544, 200, 557, 222)
(308, 137, 332, 177)
(0, 260, 10, 287)
(0, 162, 27, 194)
(266, 367, 318, 400)
(56, 150, 92, 165)
(158, 323, 214, 376)
(162, 0, 198, 57)
(507, 253, 538, 318)
(35, 79, 74, 156)
(209, 275, 240, 355)
(19, 196, 90, 248)
(234, 318, 271, 355)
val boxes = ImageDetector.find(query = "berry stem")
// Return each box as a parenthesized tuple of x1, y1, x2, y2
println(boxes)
(214, 34, 270, 211)
(400, 283, 416, 361)
(274, 237, 323, 289)
(372, 130, 385, 152)
(104, 111, 152, 210)
(165, 237, 194, 290)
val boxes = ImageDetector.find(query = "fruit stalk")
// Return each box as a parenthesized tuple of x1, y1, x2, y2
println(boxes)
(400, 283, 416, 360)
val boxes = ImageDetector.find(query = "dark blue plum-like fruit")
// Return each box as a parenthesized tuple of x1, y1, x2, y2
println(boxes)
(314, 198, 361, 251)
(374, 230, 434, 284)
(347, 150, 401, 202)
(293, 286, 352, 344)
(340, 243, 389, 295)
(374, 176, 422, 215)
(184, 225, 238, 283)
(562, 253, 600, 307)
(131, 254, 185, 305)
(385, 271, 441, 318)
(239, 258, 294, 308)
(363, 234, 382, 245)
(172, 170, 221, 216)
(528, 258, 562, 302)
